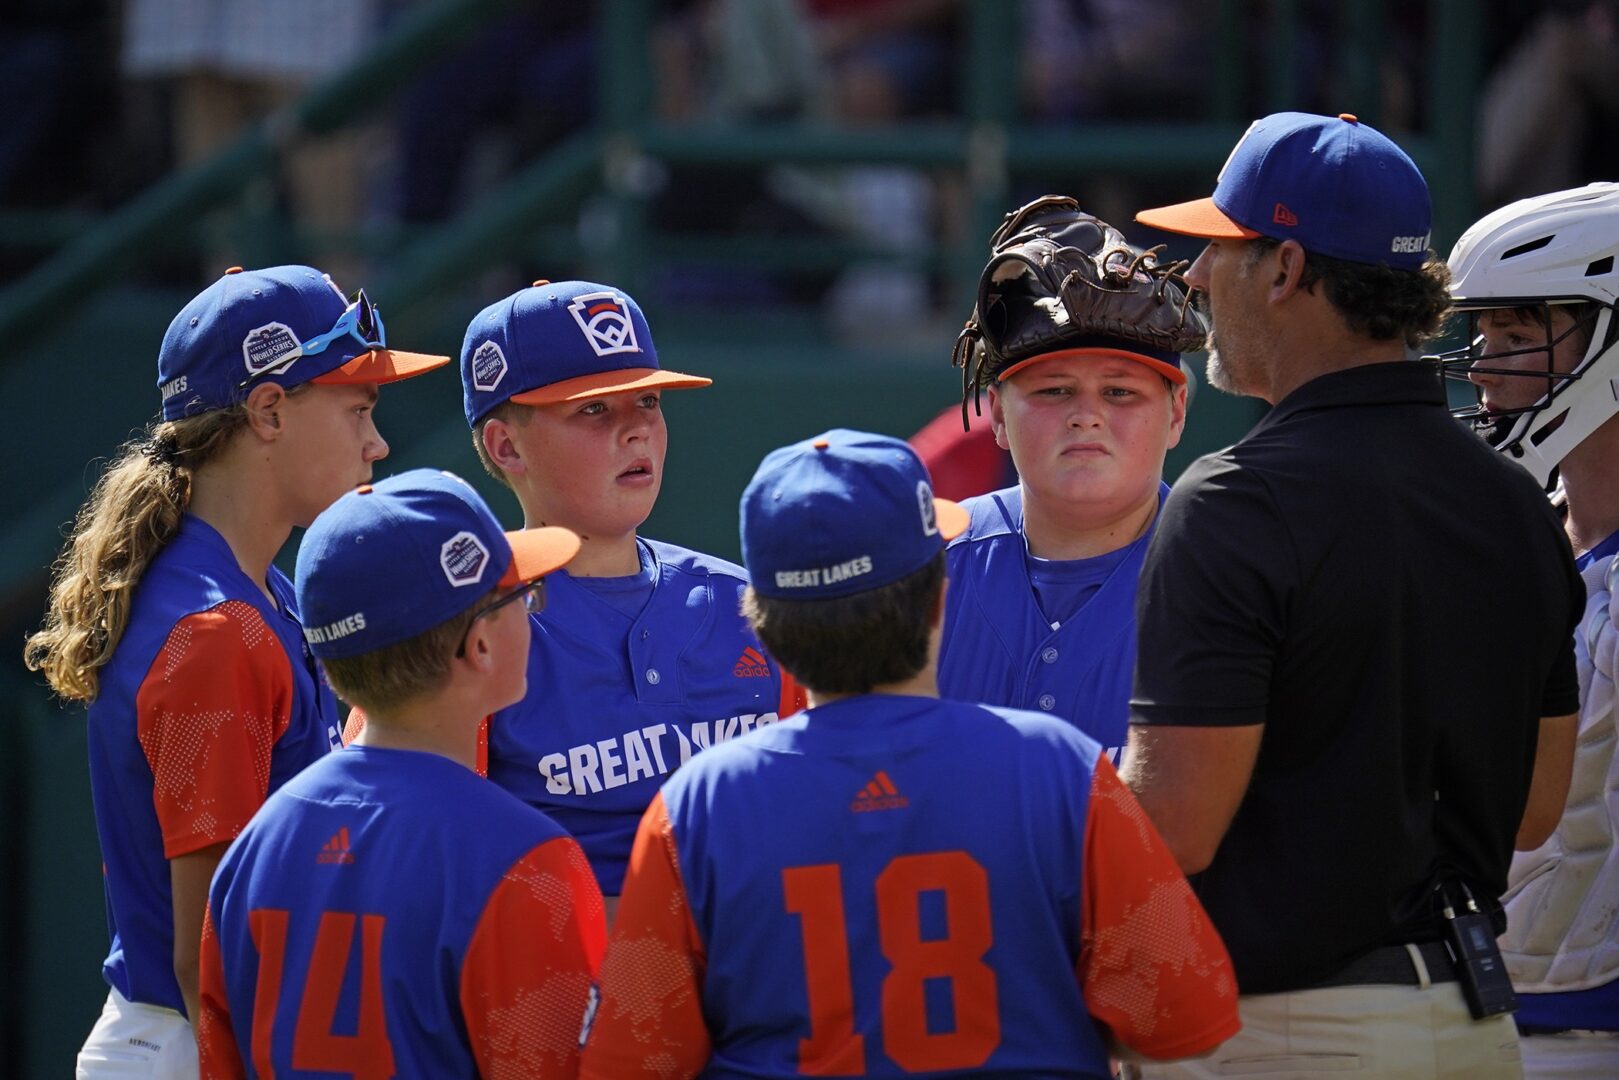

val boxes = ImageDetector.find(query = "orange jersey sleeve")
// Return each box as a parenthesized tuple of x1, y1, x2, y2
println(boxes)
(579, 793, 710, 1080)
(197, 904, 247, 1080)
(461, 835, 608, 1078)
(137, 601, 294, 858)
(342, 706, 366, 746)
(1079, 756, 1240, 1059)
(778, 668, 807, 717)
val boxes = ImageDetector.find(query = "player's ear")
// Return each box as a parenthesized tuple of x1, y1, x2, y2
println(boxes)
(481, 417, 526, 478)
(458, 617, 499, 676)
(243, 382, 288, 441)
(1166, 381, 1189, 449)
(986, 384, 1010, 450)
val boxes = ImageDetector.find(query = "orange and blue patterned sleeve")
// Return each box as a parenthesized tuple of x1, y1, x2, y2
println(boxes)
(460, 835, 608, 1078)
(136, 601, 294, 858)
(579, 792, 711, 1079)
(1079, 756, 1241, 1060)
(197, 903, 246, 1079)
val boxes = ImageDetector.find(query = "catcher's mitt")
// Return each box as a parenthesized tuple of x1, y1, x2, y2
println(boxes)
(950, 195, 1208, 426)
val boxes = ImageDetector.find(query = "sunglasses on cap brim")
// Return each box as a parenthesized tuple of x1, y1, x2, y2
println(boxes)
(237, 288, 387, 391)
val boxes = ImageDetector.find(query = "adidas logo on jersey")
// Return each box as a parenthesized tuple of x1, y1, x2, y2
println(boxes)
(317, 826, 355, 865)
(733, 646, 771, 678)
(850, 770, 909, 813)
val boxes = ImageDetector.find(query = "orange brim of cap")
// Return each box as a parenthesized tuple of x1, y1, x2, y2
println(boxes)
(498, 525, 581, 588)
(1135, 197, 1260, 241)
(508, 367, 713, 405)
(997, 348, 1187, 385)
(313, 348, 452, 385)
(935, 498, 968, 542)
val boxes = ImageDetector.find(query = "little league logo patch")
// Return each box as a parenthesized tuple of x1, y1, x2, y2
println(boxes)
(242, 322, 303, 377)
(917, 480, 940, 536)
(471, 340, 508, 392)
(568, 291, 641, 357)
(440, 531, 490, 587)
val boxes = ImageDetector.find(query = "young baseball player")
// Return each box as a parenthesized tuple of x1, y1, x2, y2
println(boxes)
(579, 428, 1240, 1079)
(23, 266, 447, 1077)
(940, 196, 1208, 759)
(1438, 183, 1619, 1075)
(197, 469, 604, 1078)
(459, 279, 800, 905)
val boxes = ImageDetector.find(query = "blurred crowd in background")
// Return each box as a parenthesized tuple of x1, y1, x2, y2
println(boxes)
(3, 0, 1617, 337)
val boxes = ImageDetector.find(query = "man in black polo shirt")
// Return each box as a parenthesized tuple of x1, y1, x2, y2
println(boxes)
(1122, 111, 1584, 1078)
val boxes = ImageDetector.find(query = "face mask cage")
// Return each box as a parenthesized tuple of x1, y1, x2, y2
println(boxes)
(1432, 298, 1602, 448)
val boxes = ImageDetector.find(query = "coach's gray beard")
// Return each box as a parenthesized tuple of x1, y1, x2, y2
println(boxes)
(1204, 347, 1239, 394)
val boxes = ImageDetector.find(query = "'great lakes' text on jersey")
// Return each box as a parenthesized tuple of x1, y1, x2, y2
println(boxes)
(488, 539, 794, 894)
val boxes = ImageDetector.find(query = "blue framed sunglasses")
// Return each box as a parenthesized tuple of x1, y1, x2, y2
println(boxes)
(237, 287, 387, 389)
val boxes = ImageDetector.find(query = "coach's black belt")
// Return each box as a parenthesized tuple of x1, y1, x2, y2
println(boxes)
(1309, 940, 1458, 989)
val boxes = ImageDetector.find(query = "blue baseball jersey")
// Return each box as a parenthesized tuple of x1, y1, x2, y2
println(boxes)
(198, 746, 606, 1078)
(581, 695, 1239, 1078)
(87, 514, 341, 1014)
(938, 484, 1169, 758)
(487, 539, 793, 894)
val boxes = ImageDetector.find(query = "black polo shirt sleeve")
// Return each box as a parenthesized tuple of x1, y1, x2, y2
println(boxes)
(1131, 453, 1291, 728)
(1542, 568, 1583, 718)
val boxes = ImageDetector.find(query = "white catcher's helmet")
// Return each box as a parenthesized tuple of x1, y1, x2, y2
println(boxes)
(1436, 182, 1619, 486)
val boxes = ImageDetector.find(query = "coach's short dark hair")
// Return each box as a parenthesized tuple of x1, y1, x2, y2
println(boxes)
(1246, 237, 1452, 347)
(742, 553, 945, 695)
(321, 585, 498, 713)
(471, 401, 531, 489)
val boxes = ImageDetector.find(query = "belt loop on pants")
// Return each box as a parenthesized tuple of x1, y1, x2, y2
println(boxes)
(1405, 941, 1433, 989)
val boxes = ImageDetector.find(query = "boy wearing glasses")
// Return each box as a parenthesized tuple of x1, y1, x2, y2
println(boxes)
(457, 280, 800, 914)
(196, 469, 606, 1077)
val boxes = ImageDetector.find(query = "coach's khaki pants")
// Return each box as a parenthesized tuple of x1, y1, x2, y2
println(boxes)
(1126, 979, 1522, 1079)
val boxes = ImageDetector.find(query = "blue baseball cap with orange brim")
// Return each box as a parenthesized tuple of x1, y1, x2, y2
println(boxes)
(157, 265, 450, 421)
(460, 279, 711, 427)
(742, 430, 969, 601)
(296, 468, 580, 660)
(1135, 111, 1433, 270)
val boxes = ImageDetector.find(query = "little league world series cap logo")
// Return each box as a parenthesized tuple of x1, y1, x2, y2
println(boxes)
(917, 480, 940, 536)
(440, 531, 490, 587)
(470, 340, 508, 392)
(567, 291, 640, 357)
(242, 322, 304, 377)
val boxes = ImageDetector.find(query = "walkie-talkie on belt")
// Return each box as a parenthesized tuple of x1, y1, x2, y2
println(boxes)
(1441, 881, 1518, 1020)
